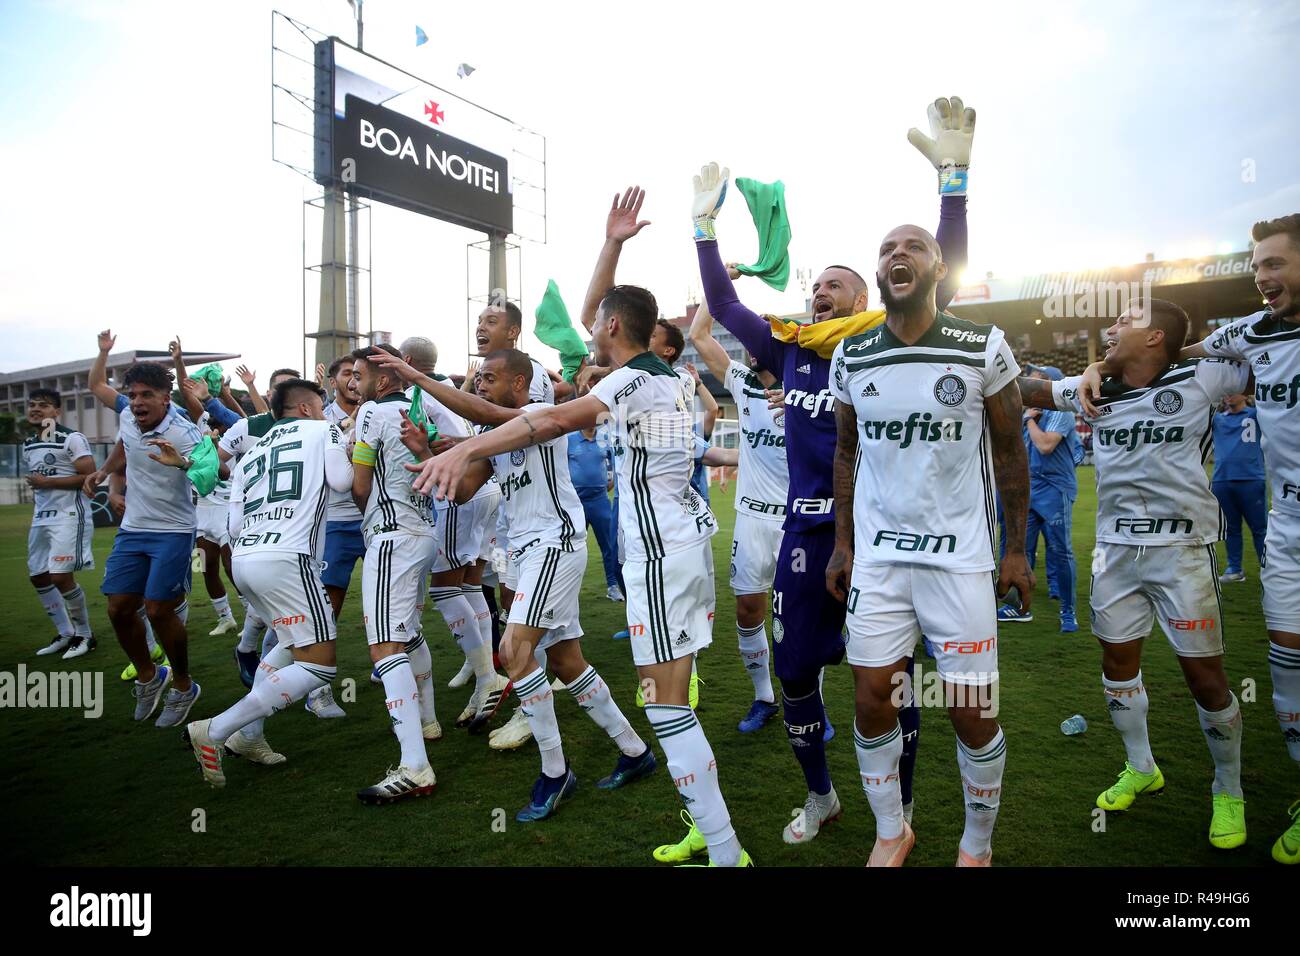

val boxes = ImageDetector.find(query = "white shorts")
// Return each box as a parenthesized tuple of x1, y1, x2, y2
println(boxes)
(625, 540, 715, 667)
(1089, 542, 1224, 657)
(507, 544, 586, 650)
(845, 562, 998, 686)
(28, 519, 94, 577)
(231, 552, 336, 648)
(480, 488, 502, 562)
(195, 497, 230, 548)
(730, 513, 783, 595)
(433, 494, 494, 573)
(1262, 508, 1300, 633)
(362, 534, 437, 646)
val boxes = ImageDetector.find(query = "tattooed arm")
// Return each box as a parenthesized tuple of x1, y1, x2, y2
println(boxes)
(825, 399, 859, 602)
(1016, 375, 1057, 410)
(987, 380, 1035, 609)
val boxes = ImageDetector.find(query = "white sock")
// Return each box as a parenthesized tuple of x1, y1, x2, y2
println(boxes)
(406, 635, 437, 724)
(237, 642, 293, 740)
(376, 652, 428, 770)
(1270, 642, 1300, 763)
(212, 594, 233, 621)
(237, 608, 264, 653)
(176, 599, 189, 626)
(431, 587, 485, 666)
(854, 722, 904, 840)
(956, 728, 1006, 860)
(516, 667, 565, 776)
(461, 583, 494, 652)
(567, 665, 645, 756)
(1103, 672, 1155, 773)
(138, 607, 157, 653)
(214, 661, 334, 742)
(737, 621, 774, 704)
(62, 586, 91, 638)
(646, 703, 741, 866)
(36, 585, 74, 638)
(1196, 693, 1243, 797)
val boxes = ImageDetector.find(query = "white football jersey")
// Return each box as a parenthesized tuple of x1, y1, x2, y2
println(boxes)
(218, 413, 274, 461)
(1201, 309, 1300, 514)
(590, 352, 717, 561)
(24, 425, 93, 525)
(353, 393, 437, 541)
(117, 405, 203, 533)
(228, 418, 352, 559)
(1054, 358, 1249, 546)
(829, 312, 1020, 572)
(324, 399, 363, 522)
(480, 402, 586, 555)
(723, 360, 788, 523)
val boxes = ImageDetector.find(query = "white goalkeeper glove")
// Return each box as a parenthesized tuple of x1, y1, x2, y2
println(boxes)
(907, 96, 975, 195)
(692, 162, 730, 241)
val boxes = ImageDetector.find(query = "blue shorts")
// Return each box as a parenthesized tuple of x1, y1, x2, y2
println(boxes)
(102, 529, 195, 602)
(772, 525, 847, 682)
(321, 520, 366, 589)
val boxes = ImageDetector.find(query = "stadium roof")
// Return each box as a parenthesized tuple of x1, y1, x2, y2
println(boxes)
(947, 249, 1263, 333)
(0, 350, 240, 385)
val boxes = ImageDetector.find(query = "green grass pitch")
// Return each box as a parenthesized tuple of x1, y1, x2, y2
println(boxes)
(0, 471, 1291, 866)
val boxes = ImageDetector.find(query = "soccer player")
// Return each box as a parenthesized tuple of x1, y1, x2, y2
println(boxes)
(1210, 392, 1267, 583)
(320, 354, 365, 621)
(690, 96, 972, 844)
(25, 388, 97, 659)
(187, 378, 352, 786)
(349, 344, 441, 803)
(1026, 299, 1250, 851)
(400, 336, 511, 732)
(1079, 214, 1300, 864)
(408, 284, 754, 866)
(689, 299, 788, 732)
(474, 300, 568, 401)
(379, 348, 658, 818)
(827, 222, 1031, 867)
(83, 362, 212, 727)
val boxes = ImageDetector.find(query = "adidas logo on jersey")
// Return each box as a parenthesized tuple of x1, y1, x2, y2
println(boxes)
(861, 383, 879, 398)
(1255, 352, 1271, 367)
(796, 363, 811, 374)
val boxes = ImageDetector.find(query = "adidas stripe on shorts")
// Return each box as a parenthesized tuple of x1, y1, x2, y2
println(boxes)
(506, 543, 586, 651)
(624, 539, 715, 667)
(232, 552, 336, 648)
(362, 533, 437, 646)
(433, 493, 495, 573)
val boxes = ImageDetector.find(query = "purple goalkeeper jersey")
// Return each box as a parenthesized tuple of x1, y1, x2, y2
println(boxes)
(696, 195, 968, 533)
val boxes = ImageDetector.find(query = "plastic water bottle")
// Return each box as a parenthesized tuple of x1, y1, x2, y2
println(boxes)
(1061, 714, 1088, 735)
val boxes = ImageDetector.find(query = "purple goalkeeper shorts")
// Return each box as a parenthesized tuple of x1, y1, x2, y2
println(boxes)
(771, 525, 847, 682)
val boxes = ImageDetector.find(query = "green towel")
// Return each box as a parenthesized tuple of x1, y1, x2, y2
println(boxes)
(185, 436, 219, 497)
(533, 280, 589, 383)
(733, 178, 792, 292)
(190, 363, 225, 396)
(407, 387, 442, 450)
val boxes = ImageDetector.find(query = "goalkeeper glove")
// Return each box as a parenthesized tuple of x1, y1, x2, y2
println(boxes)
(907, 96, 975, 195)
(691, 162, 730, 241)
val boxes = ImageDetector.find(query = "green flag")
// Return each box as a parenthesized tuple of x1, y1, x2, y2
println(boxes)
(189, 363, 225, 397)
(533, 280, 589, 383)
(407, 387, 441, 456)
(184, 436, 219, 497)
(733, 178, 792, 292)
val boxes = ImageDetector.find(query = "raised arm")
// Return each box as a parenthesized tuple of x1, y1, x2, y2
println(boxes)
(580, 186, 651, 333)
(236, 365, 269, 415)
(368, 351, 522, 428)
(408, 395, 608, 501)
(89, 330, 121, 408)
(825, 399, 859, 602)
(692, 163, 783, 373)
(688, 298, 733, 383)
(688, 364, 719, 440)
(985, 380, 1035, 609)
(217, 379, 246, 419)
(906, 96, 976, 311)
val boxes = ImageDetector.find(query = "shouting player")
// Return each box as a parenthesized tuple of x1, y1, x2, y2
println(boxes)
(827, 222, 1031, 867)
(1025, 299, 1249, 851)
(689, 96, 973, 844)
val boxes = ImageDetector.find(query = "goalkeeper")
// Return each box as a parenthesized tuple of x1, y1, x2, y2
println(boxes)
(687, 97, 974, 850)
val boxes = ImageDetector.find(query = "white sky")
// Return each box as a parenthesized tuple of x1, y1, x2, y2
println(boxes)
(2, 0, 1298, 378)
